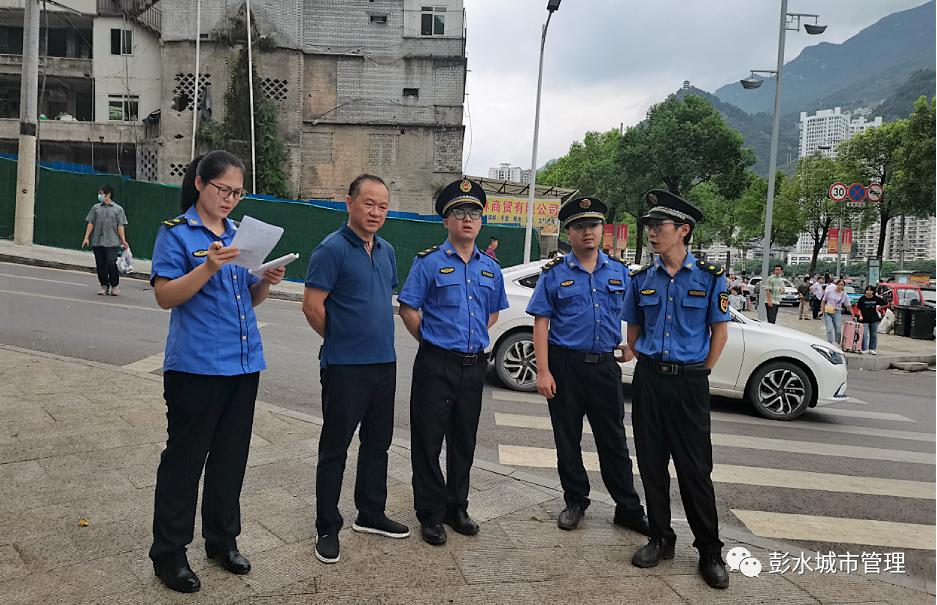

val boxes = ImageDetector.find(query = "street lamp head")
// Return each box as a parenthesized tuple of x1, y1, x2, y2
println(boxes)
(740, 77, 763, 90)
(547, 0, 562, 12)
(803, 23, 826, 35)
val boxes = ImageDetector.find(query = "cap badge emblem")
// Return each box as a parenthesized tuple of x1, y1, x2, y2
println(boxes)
(459, 180, 472, 193)
(579, 199, 591, 209)
(647, 193, 658, 204)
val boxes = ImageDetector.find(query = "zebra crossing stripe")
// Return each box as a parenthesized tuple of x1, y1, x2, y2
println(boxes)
(496, 445, 935, 500)
(731, 509, 936, 550)
(494, 413, 934, 465)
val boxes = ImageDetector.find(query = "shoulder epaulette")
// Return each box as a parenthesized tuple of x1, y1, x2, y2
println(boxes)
(697, 259, 725, 277)
(162, 217, 185, 228)
(629, 263, 652, 278)
(541, 257, 563, 272)
(416, 245, 439, 258)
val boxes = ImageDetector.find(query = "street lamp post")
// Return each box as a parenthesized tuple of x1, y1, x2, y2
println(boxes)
(740, 1, 825, 320)
(523, 0, 562, 263)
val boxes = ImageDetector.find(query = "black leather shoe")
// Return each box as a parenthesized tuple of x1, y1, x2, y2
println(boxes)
(699, 551, 730, 589)
(205, 545, 251, 574)
(613, 510, 650, 536)
(631, 537, 676, 568)
(443, 510, 479, 536)
(153, 557, 201, 593)
(557, 503, 585, 530)
(420, 523, 447, 546)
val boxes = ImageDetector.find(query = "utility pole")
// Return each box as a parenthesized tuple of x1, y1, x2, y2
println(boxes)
(14, 0, 40, 245)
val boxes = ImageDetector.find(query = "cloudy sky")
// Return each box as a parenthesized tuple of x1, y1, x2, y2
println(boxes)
(461, 0, 930, 177)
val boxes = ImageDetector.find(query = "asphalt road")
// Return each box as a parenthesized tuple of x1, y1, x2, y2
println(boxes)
(1, 263, 934, 588)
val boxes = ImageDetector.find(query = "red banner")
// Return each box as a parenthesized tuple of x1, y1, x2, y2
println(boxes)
(827, 228, 853, 253)
(603, 225, 614, 250)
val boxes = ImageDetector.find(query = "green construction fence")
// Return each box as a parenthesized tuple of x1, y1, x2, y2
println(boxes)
(0, 158, 540, 284)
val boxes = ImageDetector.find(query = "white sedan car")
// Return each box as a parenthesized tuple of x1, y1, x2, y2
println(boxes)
(486, 261, 850, 421)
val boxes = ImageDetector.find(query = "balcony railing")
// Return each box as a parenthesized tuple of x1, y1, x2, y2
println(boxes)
(0, 54, 93, 78)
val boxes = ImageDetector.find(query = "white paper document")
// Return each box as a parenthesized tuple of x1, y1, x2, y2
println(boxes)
(249, 252, 300, 276)
(230, 215, 284, 270)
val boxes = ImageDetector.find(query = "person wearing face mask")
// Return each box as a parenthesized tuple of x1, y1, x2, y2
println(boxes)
(81, 184, 128, 295)
(398, 179, 509, 546)
(147, 151, 285, 593)
(525, 196, 649, 537)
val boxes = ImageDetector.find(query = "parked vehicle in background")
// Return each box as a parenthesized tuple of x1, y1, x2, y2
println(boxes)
(876, 283, 925, 309)
(743, 276, 799, 306)
(488, 261, 850, 421)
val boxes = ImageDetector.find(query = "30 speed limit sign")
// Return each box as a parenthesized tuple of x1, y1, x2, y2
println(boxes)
(867, 182, 884, 202)
(828, 182, 847, 201)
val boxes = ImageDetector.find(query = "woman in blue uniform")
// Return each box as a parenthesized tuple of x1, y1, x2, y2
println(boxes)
(147, 150, 285, 593)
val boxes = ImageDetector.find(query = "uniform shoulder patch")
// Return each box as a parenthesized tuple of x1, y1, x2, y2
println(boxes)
(416, 245, 439, 258)
(162, 216, 185, 228)
(629, 263, 652, 278)
(697, 259, 725, 277)
(541, 257, 562, 273)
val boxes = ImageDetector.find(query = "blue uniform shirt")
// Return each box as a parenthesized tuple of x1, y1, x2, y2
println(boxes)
(397, 241, 509, 353)
(621, 251, 730, 364)
(305, 223, 398, 367)
(526, 251, 630, 353)
(150, 205, 265, 376)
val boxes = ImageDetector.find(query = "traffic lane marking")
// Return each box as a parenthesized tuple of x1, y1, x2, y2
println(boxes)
(494, 413, 933, 465)
(490, 389, 922, 431)
(0, 272, 90, 287)
(731, 509, 935, 551)
(0, 288, 167, 314)
(497, 445, 935, 500)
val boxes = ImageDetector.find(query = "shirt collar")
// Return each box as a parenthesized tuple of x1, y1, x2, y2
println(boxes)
(651, 249, 696, 273)
(183, 205, 236, 237)
(340, 223, 381, 249)
(441, 239, 481, 261)
(565, 251, 609, 272)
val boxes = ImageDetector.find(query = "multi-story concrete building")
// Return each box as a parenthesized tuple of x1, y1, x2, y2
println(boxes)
(488, 162, 530, 184)
(0, 0, 162, 176)
(157, 0, 467, 211)
(843, 216, 935, 262)
(798, 107, 883, 158)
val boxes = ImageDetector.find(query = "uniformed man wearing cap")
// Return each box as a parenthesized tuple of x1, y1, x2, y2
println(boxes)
(622, 190, 730, 589)
(525, 196, 649, 536)
(398, 179, 509, 546)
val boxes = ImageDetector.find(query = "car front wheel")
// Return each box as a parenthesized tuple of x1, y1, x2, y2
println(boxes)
(493, 331, 538, 392)
(745, 361, 813, 420)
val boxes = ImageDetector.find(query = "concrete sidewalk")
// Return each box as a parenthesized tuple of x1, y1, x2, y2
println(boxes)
(0, 344, 931, 604)
(741, 307, 936, 371)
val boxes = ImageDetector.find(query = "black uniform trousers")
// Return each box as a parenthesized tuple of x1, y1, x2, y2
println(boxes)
(92, 245, 121, 288)
(150, 370, 259, 563)
(810, 296, 821, 319)
(410, 342, 486, 526)
(315, 362, 396, 535)
(547, 346, 643, 515)
(631, 358, 722, 555)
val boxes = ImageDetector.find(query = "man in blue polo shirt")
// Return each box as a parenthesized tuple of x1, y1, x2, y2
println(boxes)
(302, 174, 409, 565)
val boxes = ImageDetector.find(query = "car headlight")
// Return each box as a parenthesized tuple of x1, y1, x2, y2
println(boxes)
(811, 344, 845, 365)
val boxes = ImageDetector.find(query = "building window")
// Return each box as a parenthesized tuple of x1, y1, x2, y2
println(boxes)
(369, 14, 388, 24)
(110, 28, 132, 55)
(108, 95, 139, 121)
(421, 6, 445, 36)
(403, 88, 419, 98)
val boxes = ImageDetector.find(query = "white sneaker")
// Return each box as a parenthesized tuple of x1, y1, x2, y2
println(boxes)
(870, 350, 878, 355)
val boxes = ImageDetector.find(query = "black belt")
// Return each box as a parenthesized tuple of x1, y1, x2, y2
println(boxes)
(420, 341, 484, 366)
(637, 355, 709, 376)
(550, 346, 615, 364)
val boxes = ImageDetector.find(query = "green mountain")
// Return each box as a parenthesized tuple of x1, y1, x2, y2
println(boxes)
(713, 1, 935, 115)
